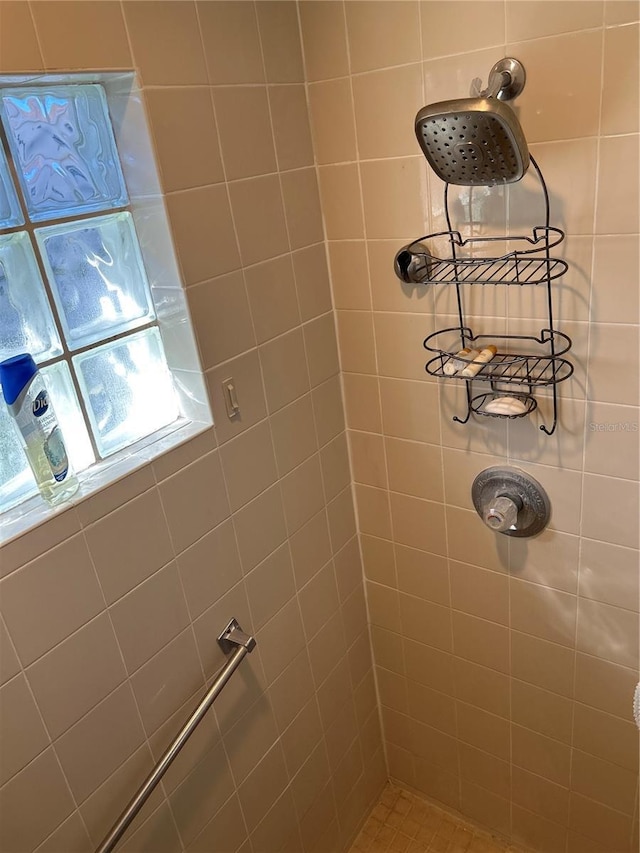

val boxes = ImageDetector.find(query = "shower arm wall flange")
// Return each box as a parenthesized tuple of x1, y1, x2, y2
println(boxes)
(470, 57, 526, 101)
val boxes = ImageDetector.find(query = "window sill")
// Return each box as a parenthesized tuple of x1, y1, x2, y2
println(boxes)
(0, 417, 210, 545)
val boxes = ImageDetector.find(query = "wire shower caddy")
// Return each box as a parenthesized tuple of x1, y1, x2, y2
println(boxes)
(404, 156, 573, 436)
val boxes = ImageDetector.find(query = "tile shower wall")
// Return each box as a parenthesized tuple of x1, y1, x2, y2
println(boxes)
(300, 2, 639, 852)
(0, 3, 385, 852)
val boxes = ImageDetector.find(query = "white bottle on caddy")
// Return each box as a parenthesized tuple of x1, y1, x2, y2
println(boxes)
(0, 354, 79, 507)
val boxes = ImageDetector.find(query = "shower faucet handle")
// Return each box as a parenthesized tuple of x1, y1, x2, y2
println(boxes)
(484, 495, 520, 532)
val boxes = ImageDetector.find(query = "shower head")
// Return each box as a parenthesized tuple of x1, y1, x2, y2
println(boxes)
(415, 97, 530, 186)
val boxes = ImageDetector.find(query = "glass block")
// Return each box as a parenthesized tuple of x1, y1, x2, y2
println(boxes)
(0, 83, 128, 221)
(73, 327, 179, 457)
(0, 144, 23, 228)
(36, 212, 155, 350)
(40, 361, 95, 473)
(0, 231, 62, 363)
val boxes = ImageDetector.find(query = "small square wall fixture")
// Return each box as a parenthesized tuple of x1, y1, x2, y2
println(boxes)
(0, 84, 128, 222)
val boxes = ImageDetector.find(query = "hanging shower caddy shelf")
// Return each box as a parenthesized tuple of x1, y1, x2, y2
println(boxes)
(397, 156, 573, 436)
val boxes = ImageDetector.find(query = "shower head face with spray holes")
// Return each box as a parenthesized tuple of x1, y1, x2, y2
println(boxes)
(415, 98, 530, 186)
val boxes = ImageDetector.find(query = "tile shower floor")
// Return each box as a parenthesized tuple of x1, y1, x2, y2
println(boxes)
(350, 784, 530, 853)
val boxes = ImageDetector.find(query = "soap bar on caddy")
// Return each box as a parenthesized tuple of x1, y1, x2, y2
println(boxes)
(483, 396, 529, 416)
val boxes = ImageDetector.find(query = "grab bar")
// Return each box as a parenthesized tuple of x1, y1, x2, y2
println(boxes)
(96, 618, 256, 853)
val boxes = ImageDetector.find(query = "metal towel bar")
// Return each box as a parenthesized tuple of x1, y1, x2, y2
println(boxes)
(96, 618, 256, 853)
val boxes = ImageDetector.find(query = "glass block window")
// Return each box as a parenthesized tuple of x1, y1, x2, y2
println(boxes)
(0, 75, 206, 525)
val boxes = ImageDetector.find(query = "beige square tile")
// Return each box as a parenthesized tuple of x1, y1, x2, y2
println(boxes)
(578, 537, 639, 612)
(336, 310, 377, 374)
(159, 451, 230, 553)
(378, 667, 408, 715)
(573, 701, 639, 772)
(442, 448, 505, 513)
(513, 139, 597, 236)
(569, 792, 634, 850)
(321, 432, 351, 501)
(459, 743, 510, 799)
(188, 270, 255, 368)
(395, 544, 449, 606)
(0, 748, 74, 853)
(344, 373, 382, 432)
(214, 86, 277, 181)
(34, 0, 130, 69)
(244, 257, 300, 343)
(571, 749, 638, 816)
(587, 323, 639, 406)
(413, 757, 460, 811)
(124, 1, 207, 85)
(219, 421, 278, 512)
(509, 31, 602, 143)
(289, 509, 331, 589)
(602, 23, 640, 135)
(1, 535, 103, 668)
(582, 472, 639, 549)
(506, 0, 604, 41)
(450, 561, 508, 626)
(260, 327, 310, 412)
(269, 85, 314, 171)
(453, 657, 509, 718)
(206, 349, 268, 446)
(238, 742, 289, 831)
(256, 2, 304, 83)
(460, 780, 510, 837)
(585, 403, 639, 479)
(298, 1, 349, 82)
(293, 243, 333, 323)
(270, 653, 315, 737)
(0, 1, 43, 71)
(379, 378, 441, 445)
(309, 611, 346, 688)
(452, 611, 509, 674)
(33, 813, 92, 853)
(391, 492, 447, 556)
(177, 518, 242, 616)
(197, 0, 264, 84)
(229, 174, 290, 266)
(27, 614, 126, 739)
(145, 87, 223, 193)
(334, 537, 364, 603)
(360, 535, 394, 588)
(592, 235, 639, 325)
(446, 507, 509, 574)
(509, 529, 580, 594)
(386, 437, 443, 503)
(356, 484, 393, 540)
(281, 167, 324, 250)
(375, 312, 437, 384)
(166, 185, 240, 285)
(575, 652, 640, 722)
(244, 544, 296, 632)
(596, 134, 640, 234)
(510, 577, 577, 647)
(252, 789, 300, 853)
(298, 560, 340, 640)
(318, 164, 364, 240)
(511, 679, 573, 743)
(350, 431, 387, 488)
(271, 394, 318, 476)
(346, 1, 420, 73)
(457, 701, 509, 760)
(232, 486, 287, 577)
(423, 1, 505, 56)
(576, 596, 639, 669)
(353, 64, 424, 161)
(605, 0, 640, 25)
(511, 630, 575, 698)
(512, 804, 568, 853)
(85, 488, 173, 603)
(512, 723, 571, 787)
(361, 158, 428, 239)
(328, 241, 370, 310)
(367, 581, 401, 633)
(399, 593, 452, 652)
(404, 639, 453, 696)
(131, 629, 204, 735)
(54, 682, 144, 804)
(512, 765, 569, 826)
(184, 794, 247, 853)
(0, 619, 20, 688)
(308, 77, 357, 165)
(0, 674, 50, 786)
(110, 563, 190, 673)
(304, 313, 340, 388)
(280, 455, 326, 535)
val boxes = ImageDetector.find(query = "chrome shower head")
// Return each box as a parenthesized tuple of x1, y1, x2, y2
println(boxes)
(415, 58, 529, 186)
(415, 98, 529, 186)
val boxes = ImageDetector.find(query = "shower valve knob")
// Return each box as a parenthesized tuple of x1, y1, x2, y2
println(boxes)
(484, 496, 520, 532)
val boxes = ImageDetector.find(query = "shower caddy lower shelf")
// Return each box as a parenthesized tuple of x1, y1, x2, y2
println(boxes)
(410, 156, 573, 435)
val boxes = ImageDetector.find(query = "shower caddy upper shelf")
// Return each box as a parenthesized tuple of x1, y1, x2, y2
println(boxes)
(397, 156, 573, 436)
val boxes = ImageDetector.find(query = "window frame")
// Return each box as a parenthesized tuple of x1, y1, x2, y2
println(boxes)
(0, 71, 212, 543)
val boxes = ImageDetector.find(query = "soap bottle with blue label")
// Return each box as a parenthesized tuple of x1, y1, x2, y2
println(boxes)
(0, 354, 79, 507)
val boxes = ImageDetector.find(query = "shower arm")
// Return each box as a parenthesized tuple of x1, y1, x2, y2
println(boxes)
(470, 57, 526, 101)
